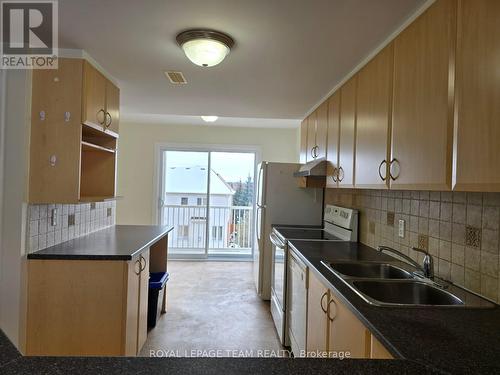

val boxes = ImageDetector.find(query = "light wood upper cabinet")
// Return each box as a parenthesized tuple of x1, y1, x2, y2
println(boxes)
(82, 61, 120, 136)
(326, 92, 340, 188)
(299, 119, 308, 164)
(105, 80, 120, 134)
(355, 44, 393, 189)
(338, 77, 357, 188)
(29, 58, 119, 203)
(306, 271, 329, 354)
(453, 0, 500, 192)
(82, 61, 107, 130)
(306, 112, 317, 162)
(390, 0, 456, 190)
(328, 292, 370, 358)
(29, 58, 83, 203)
(315, 101, 328, 160)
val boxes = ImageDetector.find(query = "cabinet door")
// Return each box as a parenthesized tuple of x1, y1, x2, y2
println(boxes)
(370, 335, 394, 359)
(326, 92, 340, 188)
(338, 78, 357, 188)
(355, 44, 393, 189)
(300, 119, 308, 164)
(391, 0, 456, 190)
(82, 61, 107, 130)
(306, 271, 328, 355)
(328, 292, 369, 358)
(306, 112, 317, 162)
(454, 0, 500, 192)
(137, 250, 150, 353)
(29, 58, 82, 203)
(125, 257, 141, 356)
(105, 80, 120, 135)
(315, 102, 328, 160)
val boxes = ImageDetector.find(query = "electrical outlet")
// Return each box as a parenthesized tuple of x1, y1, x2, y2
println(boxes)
(398, 219, 405, 238)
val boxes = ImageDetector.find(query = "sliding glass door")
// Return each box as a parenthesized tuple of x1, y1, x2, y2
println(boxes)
(158, 147, 256, 259)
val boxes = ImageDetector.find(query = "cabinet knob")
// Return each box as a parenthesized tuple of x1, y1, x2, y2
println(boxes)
(39, 111, 46, 121)
(64, 111, 71, 122)
(49, 155, 57, 167)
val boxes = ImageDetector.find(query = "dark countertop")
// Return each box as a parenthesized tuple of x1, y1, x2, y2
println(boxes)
(288, 240, 500, 374)
(27, 225, 173, 260)
(0, 330, 443, 374)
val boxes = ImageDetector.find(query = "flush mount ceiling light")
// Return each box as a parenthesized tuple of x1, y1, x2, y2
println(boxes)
(201, 115, 218, 123)
(176, 29, 234, 67)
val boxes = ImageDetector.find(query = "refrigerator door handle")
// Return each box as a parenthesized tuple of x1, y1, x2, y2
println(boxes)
(256, 206, 262, 241)
(256, 163, 264, 208)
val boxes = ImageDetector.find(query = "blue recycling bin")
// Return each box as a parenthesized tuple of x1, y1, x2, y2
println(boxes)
(148, 272, 169, 328)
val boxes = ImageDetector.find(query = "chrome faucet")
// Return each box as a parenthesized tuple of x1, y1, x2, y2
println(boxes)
(378, 246, 434, 279)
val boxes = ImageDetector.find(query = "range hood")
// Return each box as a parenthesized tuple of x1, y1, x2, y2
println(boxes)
(293, 157, 327, 177)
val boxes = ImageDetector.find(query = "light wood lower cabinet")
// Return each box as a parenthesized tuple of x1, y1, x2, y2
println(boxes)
(306, 269, 329, 353)
(306, 270, 393, 359)
(370, 335, 394, 359)
(26, 251, 150, 356)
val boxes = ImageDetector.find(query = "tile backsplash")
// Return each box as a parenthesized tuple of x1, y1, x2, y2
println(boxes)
(27, 201, 116, 253)
(325, 189, 500, 303)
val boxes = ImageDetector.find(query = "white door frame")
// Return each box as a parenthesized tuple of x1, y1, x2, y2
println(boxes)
(152, 142, 261, 259)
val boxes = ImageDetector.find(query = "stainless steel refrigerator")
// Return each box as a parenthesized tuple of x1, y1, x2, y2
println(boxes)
(253, 162, 323, 300)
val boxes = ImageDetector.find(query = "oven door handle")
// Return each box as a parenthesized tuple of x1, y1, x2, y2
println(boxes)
(270, 231, 285, 248)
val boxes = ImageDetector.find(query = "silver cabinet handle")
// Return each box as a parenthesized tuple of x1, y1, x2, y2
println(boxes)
(139, 255, 146, 272)
(337, 166, 344, 182)
(331, 167, 338, 183)
(310, 147, 315, 159)
(105, 111, 112, 128)
(97, 109, 106, 125)
(320, 291, 328, 313)
(327, 298, 337, 322)
(134, 259, 141, 275)
(389, 158, 400, 180)
(313, 145, 319, 158)
(378, 160, 387, 181)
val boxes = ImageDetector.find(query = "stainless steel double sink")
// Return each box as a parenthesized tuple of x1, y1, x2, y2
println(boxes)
(321, 260, 494, 308)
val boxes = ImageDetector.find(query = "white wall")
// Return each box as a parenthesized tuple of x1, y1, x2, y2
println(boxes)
(0, 70, 31, 349)
(116, 121, 299, 225)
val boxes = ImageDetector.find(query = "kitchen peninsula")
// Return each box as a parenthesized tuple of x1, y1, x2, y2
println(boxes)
(25, 225, 173, 356)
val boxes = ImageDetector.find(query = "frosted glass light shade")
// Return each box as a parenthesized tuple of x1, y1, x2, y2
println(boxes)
(181, 39, 230, 67)
(201, 116, 218, 122)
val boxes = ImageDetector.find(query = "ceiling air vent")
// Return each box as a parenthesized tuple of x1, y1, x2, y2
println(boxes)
(164, 71, 187, 85)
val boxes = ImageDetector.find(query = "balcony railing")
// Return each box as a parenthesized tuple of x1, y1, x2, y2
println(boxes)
(162, 205, 253, 255)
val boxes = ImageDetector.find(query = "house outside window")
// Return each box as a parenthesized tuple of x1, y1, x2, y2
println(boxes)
(197, 197, 207, 206)
(180, 197, 188, 205)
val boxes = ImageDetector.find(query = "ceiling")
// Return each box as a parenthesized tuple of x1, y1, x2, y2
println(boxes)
(58, 0, 426, 123)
